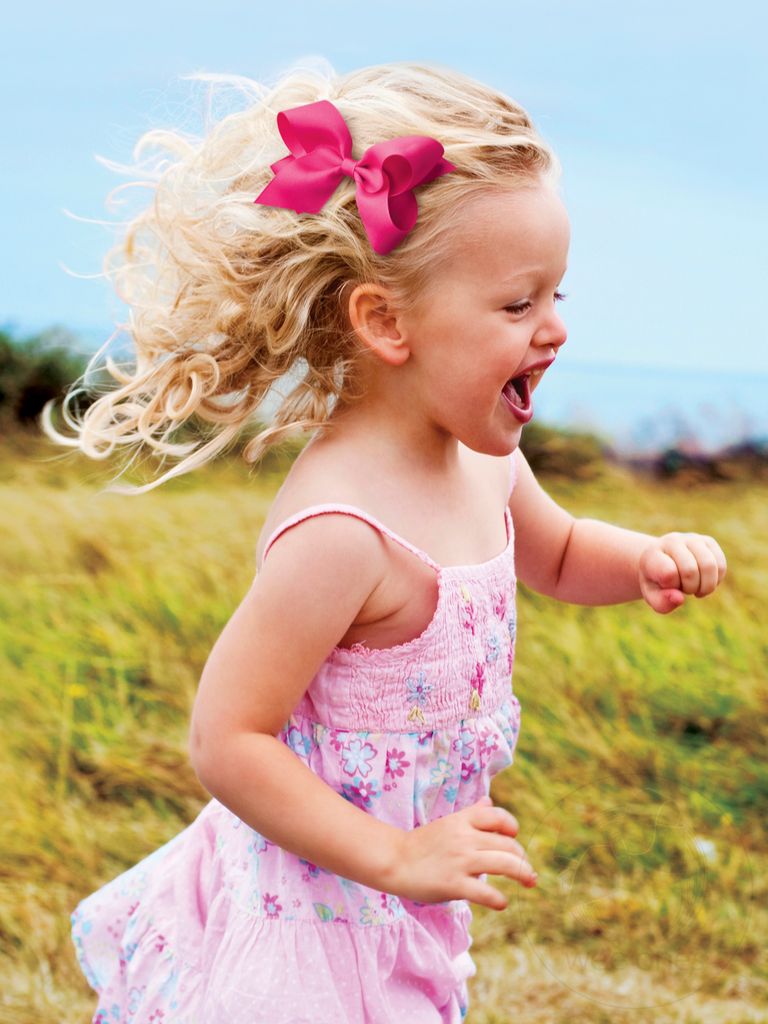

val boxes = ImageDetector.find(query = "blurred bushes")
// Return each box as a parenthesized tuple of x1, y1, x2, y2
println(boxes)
(519, 419, 768, 484)
(0, 326, 89, 428)
(649, 441, 768, 484)
(518, 420, 612, 478)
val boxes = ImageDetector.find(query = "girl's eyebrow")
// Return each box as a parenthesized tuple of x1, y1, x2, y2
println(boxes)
(501, 264, 568, 284)
(501, 270, 537, 282)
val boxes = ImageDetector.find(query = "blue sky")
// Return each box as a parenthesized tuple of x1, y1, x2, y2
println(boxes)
(2, 0, 766, 373)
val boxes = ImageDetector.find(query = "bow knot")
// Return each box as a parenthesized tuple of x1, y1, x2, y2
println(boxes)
(254, 99, 456, 254)
(339, 156, 359, 178)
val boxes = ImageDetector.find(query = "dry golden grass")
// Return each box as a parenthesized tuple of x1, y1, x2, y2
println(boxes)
(1, 430, 766, 1023)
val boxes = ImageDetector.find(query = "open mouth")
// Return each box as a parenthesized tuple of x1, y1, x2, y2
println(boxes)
(500, 367, 546, 424)
(502, 374, 531, 410)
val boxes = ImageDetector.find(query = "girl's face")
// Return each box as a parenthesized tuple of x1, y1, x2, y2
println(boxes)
(402, 181, 570, 456)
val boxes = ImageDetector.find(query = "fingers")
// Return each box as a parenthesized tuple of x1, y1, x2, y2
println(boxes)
(647, 541, 694, 593)
(462, 856, 538, 911)
(665, 534, 727, 597)
(469, 850, 537, 887)
(508, 837, 530, 863)
(641, 547, 683, 613)
(463, 877, 510, 911)
(642, 584, 685, 615)
(502, 833, 529, 862)
(474, 830, 530, 864)
(697, 535, 728, 591)
(642, 533, 728, 613)
(471, 799, 519, 836)
(465, 798, 536, 907)
(686, 537, 720, 596)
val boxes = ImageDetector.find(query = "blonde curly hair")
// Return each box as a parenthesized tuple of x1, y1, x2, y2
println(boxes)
(41, 57, 561, 494)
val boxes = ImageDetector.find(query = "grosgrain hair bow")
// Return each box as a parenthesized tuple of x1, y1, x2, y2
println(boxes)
(254, 99, 456, 254)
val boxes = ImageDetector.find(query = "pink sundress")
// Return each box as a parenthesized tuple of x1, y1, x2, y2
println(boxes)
(70, 453, 522, 1023)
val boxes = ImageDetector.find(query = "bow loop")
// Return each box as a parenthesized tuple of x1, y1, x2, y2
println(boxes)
(254, 99, 456, 254)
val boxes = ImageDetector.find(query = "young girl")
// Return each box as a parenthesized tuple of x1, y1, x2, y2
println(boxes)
(51, 60, 727, 1023)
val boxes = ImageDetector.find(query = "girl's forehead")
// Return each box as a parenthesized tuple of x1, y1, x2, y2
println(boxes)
(449, 186, 570, 268)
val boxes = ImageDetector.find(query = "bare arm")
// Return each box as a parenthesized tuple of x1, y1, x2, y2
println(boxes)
(196, 732, 402, 889)
(508, 447, 639, 603)
(552, 517, 656, 604)
(189, 514, 403, 890)
(508, 448, 726, 609)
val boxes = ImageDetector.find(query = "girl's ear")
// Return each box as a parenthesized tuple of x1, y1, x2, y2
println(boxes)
(347, 283, 411, 366)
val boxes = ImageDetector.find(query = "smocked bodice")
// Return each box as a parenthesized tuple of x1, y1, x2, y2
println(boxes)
(286, 506, 518, 733)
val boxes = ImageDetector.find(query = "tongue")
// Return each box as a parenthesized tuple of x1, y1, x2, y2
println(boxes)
(502, 379, 524, 408)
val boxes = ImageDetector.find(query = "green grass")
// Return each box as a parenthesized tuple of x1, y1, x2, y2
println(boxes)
(1, 430, 766, 1023)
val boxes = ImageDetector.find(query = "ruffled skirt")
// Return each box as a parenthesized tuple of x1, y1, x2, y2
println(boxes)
(71, 700, 522, 1022)
(71, 799, 475, 1024)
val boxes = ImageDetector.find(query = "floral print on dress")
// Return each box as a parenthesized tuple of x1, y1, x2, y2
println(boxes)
(340, 775, 381, 810)
(468, 661, 486, 711)
(298, 857, 325, 881)
(247, 831, 272, 857)
(477, 727, 501, 768)
(492, 588, 508, 621)
(128, 985, 146, 1014)
(284, 723, 314, 761)
(263, 892, 282, 919)
(429, 757, 455, 787)
(405, 671, 432, 726)
(460, 584, 478, 634)
(341, 736, 378, 778)
(405, 672, 431, 706)
(452, 726, 475, 761)
(485, 629, 500, 664)
(359, 892, 406, 926)
(313, 902, 336, 922)
(384, 746, 410, 791)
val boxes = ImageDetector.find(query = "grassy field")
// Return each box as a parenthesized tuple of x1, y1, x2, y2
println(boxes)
(1, 430, 766, 1024)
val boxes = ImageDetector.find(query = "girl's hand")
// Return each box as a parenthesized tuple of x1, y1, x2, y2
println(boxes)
(639, 532, 727, 614)
(384, 796, 537, 911)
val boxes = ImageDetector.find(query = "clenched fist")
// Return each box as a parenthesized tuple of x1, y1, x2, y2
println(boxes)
(639, 532, 727, 614)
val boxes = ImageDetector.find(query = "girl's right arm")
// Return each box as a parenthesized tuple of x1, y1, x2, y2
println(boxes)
(188, 513, 535, 909)
(189, 513, 402, 889)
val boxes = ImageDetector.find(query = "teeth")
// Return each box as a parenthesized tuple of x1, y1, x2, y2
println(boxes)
(510, 368, 544, 379)
(507, 368, 544, 387)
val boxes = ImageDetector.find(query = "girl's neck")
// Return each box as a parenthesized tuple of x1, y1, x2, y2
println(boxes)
(323, 393, 462, 481)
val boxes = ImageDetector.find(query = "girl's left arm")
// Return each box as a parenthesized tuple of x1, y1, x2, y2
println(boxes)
(508, 448, 727, 614)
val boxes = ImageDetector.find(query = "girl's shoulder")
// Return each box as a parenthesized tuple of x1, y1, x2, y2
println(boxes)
(254, 445, 370, 570)
(254, 440, 512, 571)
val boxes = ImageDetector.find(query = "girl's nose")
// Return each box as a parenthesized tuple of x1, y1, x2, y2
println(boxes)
(536, 314, 567, 353)
(552, 319, 567, 349)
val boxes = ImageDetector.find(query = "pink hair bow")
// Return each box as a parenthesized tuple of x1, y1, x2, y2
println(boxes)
(254, 99, 456, 254)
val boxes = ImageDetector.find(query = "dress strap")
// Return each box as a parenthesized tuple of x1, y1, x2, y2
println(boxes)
(260, 503, 441, 571)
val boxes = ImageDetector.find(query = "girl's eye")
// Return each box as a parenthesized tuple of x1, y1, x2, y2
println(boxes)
(505, 291, 567, 316)
(505, 302, 531, 315)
